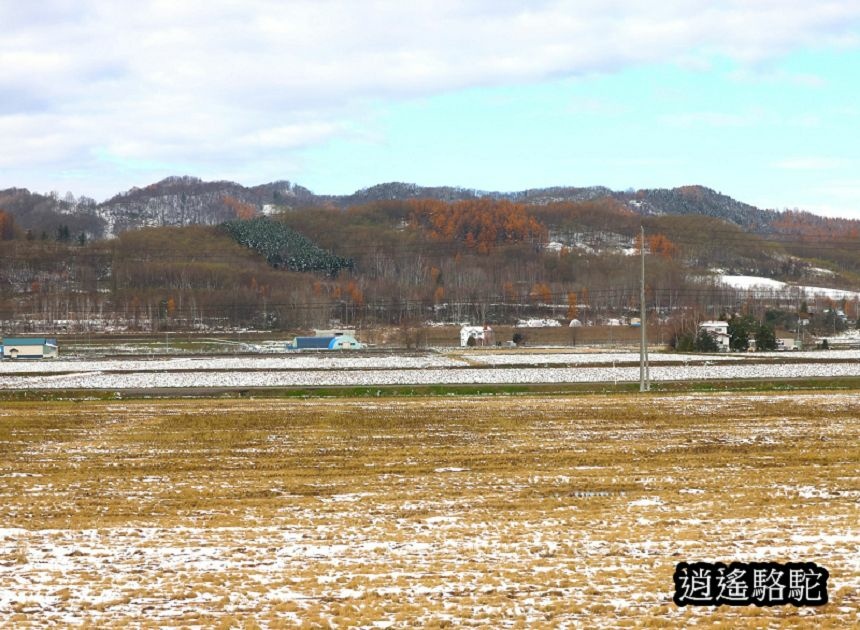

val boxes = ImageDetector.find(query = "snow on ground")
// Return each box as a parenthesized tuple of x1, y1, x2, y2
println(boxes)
(5, 349, 860, 377)
(0, 394, 857, 626)
(2, 360, 860, 389)
(717, 274, 788, 290)
(516, 318, 562, 327)
(717, 274, 860, 299)
(467, 352, 746, 365)
(0, 354, 467, 374)
(822, 329, 860, 345)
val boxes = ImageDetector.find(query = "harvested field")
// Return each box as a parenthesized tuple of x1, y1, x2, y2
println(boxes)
(2, 353, 860, 390)
(1, 393, 858, 627)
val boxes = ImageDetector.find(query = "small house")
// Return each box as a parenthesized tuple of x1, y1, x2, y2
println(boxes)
(1, 337, 59, 359)
(698, 321, 731, 352)
(460, 325, 494, 347)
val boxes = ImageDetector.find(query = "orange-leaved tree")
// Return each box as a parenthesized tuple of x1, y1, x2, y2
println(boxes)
(567, 291, 578, 319)
(0, 209, 16, 240)
(409, 198, 545, 252)
(529, 282, 552, 304)
(224, 196, 258, 220)
(647, 233, 678, 259)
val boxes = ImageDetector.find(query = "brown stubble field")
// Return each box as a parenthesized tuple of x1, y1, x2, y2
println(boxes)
(0, 392, 858, 628)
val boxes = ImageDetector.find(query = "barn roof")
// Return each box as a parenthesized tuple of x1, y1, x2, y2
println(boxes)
(2, 337, 57, 346)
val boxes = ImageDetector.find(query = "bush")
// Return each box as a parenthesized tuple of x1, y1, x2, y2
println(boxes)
(694, 329, 719, 352)
(673, 332, 694, 352)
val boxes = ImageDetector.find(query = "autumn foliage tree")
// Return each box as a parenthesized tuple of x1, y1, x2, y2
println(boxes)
(648, 233, 678, 259)
(634, 231, 678, 259)
(223, 195, 258, 220)
(346, 280, 364, 307)
(409, 198, 545, 253)
(567, 291, 578, 319)
(0, 210, 17, 240)
(529, 282, 552, 304)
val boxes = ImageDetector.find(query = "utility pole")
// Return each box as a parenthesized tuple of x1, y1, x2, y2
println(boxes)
(640, 225, 650, 392)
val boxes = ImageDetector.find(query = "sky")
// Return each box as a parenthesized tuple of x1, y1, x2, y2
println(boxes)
(2, 1, 860, 217)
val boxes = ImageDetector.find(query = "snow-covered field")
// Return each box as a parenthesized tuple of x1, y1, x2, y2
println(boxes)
(0, 354, 466, 374)
(1, 351, 859, 389)
(717, 274, 860, 300)
(467, 351, 750, 365)
(1, 395, 857, 627)
(471, 349, 860, 364)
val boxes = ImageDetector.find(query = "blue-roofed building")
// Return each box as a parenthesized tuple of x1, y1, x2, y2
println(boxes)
(2, 337, 59, 359)
(286, 334, 363, 351)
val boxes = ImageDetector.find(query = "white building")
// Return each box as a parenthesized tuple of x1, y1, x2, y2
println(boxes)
(460, 325, 494, 347)
(698, 320, 731, 351)
(1, 337, 59, 359)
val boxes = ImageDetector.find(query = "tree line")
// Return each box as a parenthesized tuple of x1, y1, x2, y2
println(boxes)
(1, 196, 858, 338)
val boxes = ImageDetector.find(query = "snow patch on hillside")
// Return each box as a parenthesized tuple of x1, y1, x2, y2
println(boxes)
(715, 274, 860, 300)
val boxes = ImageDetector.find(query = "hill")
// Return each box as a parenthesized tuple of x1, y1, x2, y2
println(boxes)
(2, 177, 858, 337)
(2, 177, 855, 241)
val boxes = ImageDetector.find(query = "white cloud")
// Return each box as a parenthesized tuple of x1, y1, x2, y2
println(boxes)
(1, 0, 859, 196)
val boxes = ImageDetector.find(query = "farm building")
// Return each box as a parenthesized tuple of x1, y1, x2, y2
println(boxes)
(286, 333, 363, 350)
(1, 337, 59, 359)
(460, 325, 494, 347)
(698, 320, 731, 351)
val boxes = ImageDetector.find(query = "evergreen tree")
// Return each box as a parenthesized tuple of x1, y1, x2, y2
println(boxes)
(694, 329, 719, 352)
(674, 332, 694, 351)
(222, 217, 353, 275)
(755, 323, 777, 351)
(728, 315, 756, 351)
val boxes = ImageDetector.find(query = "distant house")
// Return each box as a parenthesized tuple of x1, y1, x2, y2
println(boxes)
(460, 325, 494, 347)
(698, 321, 730, 351)
(776, 338, 799, 351)
(1, 337, 59, 359)
(286, 332, 363, 350)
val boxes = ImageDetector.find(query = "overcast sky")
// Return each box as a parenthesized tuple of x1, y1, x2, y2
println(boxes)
(2, 1, 860, 217)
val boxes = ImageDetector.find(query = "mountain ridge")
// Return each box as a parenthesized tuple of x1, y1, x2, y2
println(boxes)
(0, 177, 855, 240)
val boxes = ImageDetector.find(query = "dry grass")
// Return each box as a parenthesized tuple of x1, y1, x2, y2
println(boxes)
(0, 392, 858, 627)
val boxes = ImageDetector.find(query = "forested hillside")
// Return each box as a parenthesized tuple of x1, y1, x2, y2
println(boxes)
(3, 176, 858, 240)
(1, 178, 858, 336)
